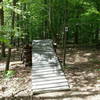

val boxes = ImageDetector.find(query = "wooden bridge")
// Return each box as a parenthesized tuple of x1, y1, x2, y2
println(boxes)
(32, 40, 69, 92)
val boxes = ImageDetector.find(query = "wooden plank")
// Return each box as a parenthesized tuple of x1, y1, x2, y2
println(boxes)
(32, 83, 68, 91)
(33, 85, 69, 92)
(32, 74, 66, 80)
(32, 40, 69, 92)
(32, 76, 68, 82)
(32, 79, 68, 85)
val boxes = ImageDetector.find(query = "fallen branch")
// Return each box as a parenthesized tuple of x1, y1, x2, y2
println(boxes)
(12, 88, 27, 96)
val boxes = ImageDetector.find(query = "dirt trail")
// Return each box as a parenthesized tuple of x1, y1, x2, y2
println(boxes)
(0, 48, 100, 100)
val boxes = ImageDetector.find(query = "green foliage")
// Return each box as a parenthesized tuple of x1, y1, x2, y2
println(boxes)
(0, 0, 100, 44)
(90, 58, 100, 64)
(4, 70, 16, 78)
(0, 25, 23, 46)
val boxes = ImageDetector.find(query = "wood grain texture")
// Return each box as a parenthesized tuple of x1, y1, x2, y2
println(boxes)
(32, 40, 69, 92)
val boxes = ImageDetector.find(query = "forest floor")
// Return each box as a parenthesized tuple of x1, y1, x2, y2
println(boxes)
(0, 48, 32, 98)
(0, 47, 100, 100)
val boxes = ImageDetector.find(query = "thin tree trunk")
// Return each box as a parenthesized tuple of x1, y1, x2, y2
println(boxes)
(0, 0, 6, 57)
(50, 0, 55, 41)
(44, 0, 48, 39)
(63, 28, 67, 66)
(95, 23, 99, 43)
(63, 0, 67, 66)
(5, 48, 11, 71)
(6, 0, 16, 71)
(1, 43, 6, 57)
(17, 14, 20, 50)
(74, 24, 79, 44)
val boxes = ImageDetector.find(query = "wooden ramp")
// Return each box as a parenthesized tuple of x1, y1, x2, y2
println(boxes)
(32, 40, 69, 92)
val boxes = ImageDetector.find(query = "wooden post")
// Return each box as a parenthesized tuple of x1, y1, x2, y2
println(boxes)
(63, 0, 68, 66)
(63, 27, 68, 66)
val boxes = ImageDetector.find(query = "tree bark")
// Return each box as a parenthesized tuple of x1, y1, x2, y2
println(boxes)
(95, 23, 99, 43)
(63, 0, 67, 66)
(74, 24, 79, 44)
(1, 43, 6, 57)
(43, 0, 48, 39)
(6, 0, 16, 71)
(0, 0, 6, 57)
(5, 48, 11, 71)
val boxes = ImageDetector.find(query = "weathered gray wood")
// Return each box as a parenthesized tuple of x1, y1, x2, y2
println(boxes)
(32, 39, 69, 92)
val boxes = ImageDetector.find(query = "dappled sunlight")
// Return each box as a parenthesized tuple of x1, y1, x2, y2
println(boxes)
(54, 48, 100, 99)
(74, 54, 88, 63)
(0, 63, 6, 71)
(33, 89, 100, 99)
(0, 0, 100, 99)
(0, 61, 23, 71)
(0, 61, 32, 97)
(10, 61, 23, 66)
(0, 47, 100, 99)
(66, 52, 92, 64)
(83, 53, 92, 56)
(64, 67, 100, 98)
(0, 47, 32, 97)
(63, 48, 100, 65)
(32, 40, 69, 92)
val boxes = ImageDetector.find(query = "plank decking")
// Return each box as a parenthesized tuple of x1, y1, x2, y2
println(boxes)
(32, 40, 69, 92)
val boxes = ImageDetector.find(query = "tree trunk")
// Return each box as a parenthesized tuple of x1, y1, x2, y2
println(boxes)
(17, 14, 20, 50)
(6, 0, 16, 71)
(0, 0, 6, 57)
(5, 48, 11, 71)
(74, 24, 79, 44)
(44, 0, 48, 39)
(63, 28, 67, 66)
(1, 43, 6, 57)
(95, 24, 99, 43)
(63, 0, 67, 66)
